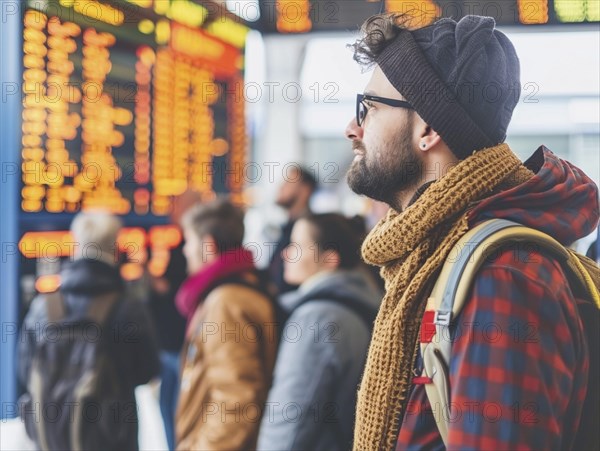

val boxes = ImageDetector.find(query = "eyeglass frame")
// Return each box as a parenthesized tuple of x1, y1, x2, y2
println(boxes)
(356, 93, 414, 127)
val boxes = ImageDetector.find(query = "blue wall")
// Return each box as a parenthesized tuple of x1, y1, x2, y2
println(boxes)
(0, 0, 22, 419)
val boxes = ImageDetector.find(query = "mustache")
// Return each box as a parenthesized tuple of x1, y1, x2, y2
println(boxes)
(352, 141, 366, 153)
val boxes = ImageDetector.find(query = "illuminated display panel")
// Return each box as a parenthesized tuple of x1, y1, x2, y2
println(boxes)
(20, 0, 248, 218)
(389, 0, 599, 25)
(385, 0, 440, 28)
(276, 0, 312, 32)
(16, 226, 176, 259)
(18, 224, 182, 283)
(17, 0, 249, 298)
(257, 0, 599, 33)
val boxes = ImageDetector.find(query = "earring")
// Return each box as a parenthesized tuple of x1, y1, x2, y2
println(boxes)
(420, 142, 426, 149)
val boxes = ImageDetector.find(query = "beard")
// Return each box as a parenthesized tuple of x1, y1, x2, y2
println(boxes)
(347, 120, 423, 209)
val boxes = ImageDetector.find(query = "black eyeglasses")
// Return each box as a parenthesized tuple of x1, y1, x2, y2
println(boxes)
(356, 93, 414, 127)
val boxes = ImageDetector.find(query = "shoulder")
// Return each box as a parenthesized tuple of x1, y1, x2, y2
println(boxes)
(293, 298, 347, 316)
(204, 283, 273, 320)
(205, 283, 270, 307)
(468, 246, 582, 334)
(22, 294, 49, 329)
(290, 297, 367, 330)
(455, 246, 588, 374)
(478, 246, 571, 298)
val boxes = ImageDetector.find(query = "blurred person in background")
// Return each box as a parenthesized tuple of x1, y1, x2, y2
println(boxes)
(175, 199, 277, 451)
(268, 165, 318, 295)
(18, 211, 160, 450)
(257, 213, 382, 451)
(147, 189, 202, 451)
(345, 13, 599, 450)
(347, 212, 386, 293)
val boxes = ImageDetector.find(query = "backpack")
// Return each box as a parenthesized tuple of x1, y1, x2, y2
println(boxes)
(420, 219, 600, 449)
(19, 289, 134, 451)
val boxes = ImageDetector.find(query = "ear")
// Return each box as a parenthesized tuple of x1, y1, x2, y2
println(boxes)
(321, 249, 340, 271)
(418, 125, 443, 152)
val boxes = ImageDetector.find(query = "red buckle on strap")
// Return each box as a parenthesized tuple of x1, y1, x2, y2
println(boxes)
(413, 376, 433, 384)
(421, 310, 436, 343)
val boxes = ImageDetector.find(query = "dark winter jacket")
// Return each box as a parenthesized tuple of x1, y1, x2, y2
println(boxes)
(148, 242, 187, 352)
(18, 258, 161, 449)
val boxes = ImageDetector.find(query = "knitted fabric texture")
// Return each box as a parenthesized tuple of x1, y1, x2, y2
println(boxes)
(377, 16, 520, 159)
(354, 143, 534, 450)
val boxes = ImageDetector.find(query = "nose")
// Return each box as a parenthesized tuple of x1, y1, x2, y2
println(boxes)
(345, 118, 363, 141)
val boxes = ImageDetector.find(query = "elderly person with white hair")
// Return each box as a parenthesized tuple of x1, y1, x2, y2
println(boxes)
(69, 210, 123, 265)
(18, 211, 160, 451)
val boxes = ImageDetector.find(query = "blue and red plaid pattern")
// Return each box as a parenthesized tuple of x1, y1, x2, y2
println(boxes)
(396, 147, 599, 450)
(398, 248, 589, 450)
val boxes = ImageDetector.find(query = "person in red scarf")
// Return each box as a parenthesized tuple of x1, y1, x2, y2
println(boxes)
(174, 199, 277, 451)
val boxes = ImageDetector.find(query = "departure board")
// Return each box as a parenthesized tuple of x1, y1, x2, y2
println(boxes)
(259, 0, 599, 33)
(20, 0, 248, 217)
(2, 0, 240, 413)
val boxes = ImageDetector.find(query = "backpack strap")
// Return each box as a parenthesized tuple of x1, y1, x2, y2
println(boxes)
(419, 219, 597, 446)
(86, 291, 121, 325)
(45, 290, 121, 325)
(564, 248, 600, 308)
(46, 291, 66, 323)
(34, 291, 64, 451)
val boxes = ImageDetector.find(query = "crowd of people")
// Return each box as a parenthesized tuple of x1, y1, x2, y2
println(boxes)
(17, 11, 599, 451)
(18, 169, 383, 450)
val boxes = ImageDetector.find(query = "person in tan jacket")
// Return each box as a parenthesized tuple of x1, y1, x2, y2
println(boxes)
(174, 199, 277, 450)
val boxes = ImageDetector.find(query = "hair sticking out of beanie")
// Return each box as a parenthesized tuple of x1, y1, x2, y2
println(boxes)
(350, 13, 415, 69)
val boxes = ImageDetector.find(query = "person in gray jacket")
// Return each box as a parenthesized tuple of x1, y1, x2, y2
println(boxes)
(257, 213, 382, 451)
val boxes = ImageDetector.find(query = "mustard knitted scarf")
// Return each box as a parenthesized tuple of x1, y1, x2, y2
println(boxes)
(354, 144, 534, 450)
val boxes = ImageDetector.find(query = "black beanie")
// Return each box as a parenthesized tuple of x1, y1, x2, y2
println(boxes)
(376, 15, 521, 159)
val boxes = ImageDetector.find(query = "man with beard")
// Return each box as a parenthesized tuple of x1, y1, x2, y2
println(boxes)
(345, 13, 599, 451)
(268, 165, 318, 295)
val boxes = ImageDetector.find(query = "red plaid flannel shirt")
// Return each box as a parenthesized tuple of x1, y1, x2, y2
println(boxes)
(396, 147, 599, 450)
